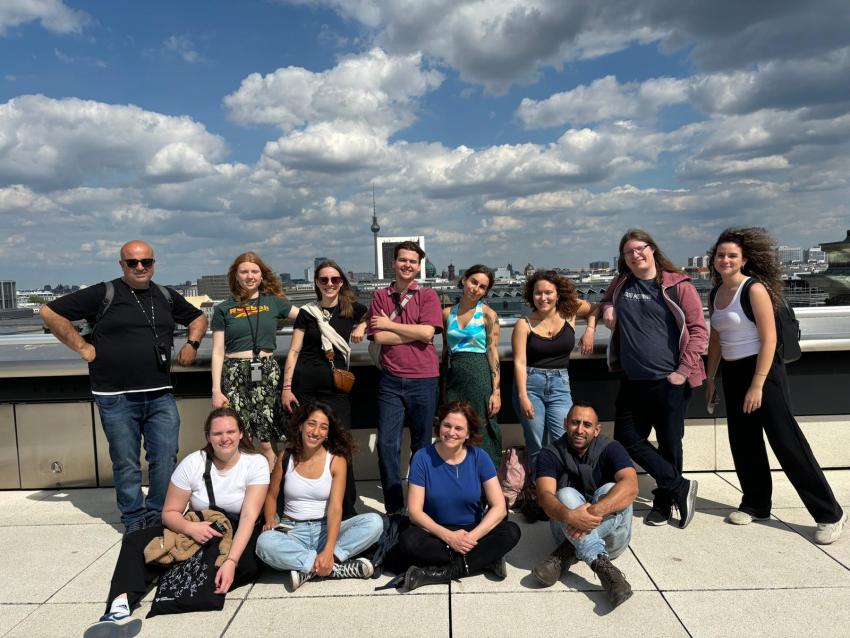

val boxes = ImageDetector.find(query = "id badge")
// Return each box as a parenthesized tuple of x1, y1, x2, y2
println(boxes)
(250, 359, 263, 383)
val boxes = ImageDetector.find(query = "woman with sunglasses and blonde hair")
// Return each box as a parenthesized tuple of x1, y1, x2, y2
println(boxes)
(212, 252, 299, 468)
(281, 260, 367, 516)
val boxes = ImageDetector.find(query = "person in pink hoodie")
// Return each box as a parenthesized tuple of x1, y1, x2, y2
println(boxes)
(600, 229, 707, 530)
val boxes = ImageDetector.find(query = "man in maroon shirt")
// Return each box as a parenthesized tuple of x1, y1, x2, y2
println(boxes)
(368, 241, 443, 514)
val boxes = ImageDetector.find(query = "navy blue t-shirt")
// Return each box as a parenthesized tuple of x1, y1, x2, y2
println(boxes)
(615, 277, 679, 380)
(408, 445, 497, 526)
(536, 438, 633, 490)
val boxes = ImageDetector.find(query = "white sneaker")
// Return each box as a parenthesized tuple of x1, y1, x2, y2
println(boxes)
(726, 510, 769, 525)
(814, 512, 847, 545)
(290, 570, 315, 591)
(83, 612, 142, 638)
(331, 557, 374, 579)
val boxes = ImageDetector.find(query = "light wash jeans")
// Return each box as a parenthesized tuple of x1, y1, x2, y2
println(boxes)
(549, 482, 633, 565)
(513, 367, 572, 473)
(94, 390, 180, 529)
(256, 513, 384, 573)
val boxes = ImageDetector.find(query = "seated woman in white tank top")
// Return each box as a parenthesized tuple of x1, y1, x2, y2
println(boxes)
(255, 401, 383, 590)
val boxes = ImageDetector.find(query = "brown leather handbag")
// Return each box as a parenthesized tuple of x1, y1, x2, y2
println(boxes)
(327, 350, 355, 393)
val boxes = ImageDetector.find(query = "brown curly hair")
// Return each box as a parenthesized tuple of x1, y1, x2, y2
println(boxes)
(227, 252, 287, 302)
(522, 270, 580, 318)
(314, 260, 357, 319)
(708, 227, 784, 308)
(285, 400, 355, 463)
(616, 229, 680, 284)
(433, 400, 483, 447)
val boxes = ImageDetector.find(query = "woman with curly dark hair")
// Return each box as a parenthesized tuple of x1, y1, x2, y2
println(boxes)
(255, 401, 383, 589)
(706, 228, 844, 542)
(397, 401, 521, 590)
(600, 229, 707, 530)
(442, 264, 502, 465)
(512, 270, 596, 472)
(211, 252, 299, 468)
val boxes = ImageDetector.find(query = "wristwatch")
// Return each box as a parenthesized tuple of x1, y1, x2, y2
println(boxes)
(186, 340, 201, 350)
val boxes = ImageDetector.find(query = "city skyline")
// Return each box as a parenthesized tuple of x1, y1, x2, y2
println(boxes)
(1, 1, 849, 288)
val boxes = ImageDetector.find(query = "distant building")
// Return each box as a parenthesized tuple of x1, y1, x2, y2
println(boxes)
(0, 280, 16, 310)
(375, 235, 426, 280)
(171, 282, 198, 297)
(777, 246, 803, 264)
(425, 259, 437, 278)
(806, 246, 826, 263)
(688, 255, 710, 268)
(279, 272, 291, 284)
(197, 274, 229, 300)
(305, 266, 315, 282)
(314, 256, 329, 270)
(494, 267, 511, 279)
(524, 263, 535, 278)
(447, 263, 456, 280)
(589, 260, 610, 270)
(802, 230, 850, 305)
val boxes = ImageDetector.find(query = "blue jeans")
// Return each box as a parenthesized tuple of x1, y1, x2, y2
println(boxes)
(256, 513, 384, 573)
(376, 373, 438, 514)
(513, 367, 572, 473)
(549, 483, 633, 565)
(94, 390, 180, 529)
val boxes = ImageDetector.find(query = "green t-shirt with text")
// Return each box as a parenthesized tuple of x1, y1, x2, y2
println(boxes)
(211, 295, 293, 353)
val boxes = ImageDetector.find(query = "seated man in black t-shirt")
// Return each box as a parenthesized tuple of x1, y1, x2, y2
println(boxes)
(532, 401, 639, 609)
(40, 240, 207, 534)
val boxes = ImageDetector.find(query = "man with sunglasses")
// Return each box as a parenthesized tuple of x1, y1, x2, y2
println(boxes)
(41, 240, 207, 534)
(368, 241, 443, 515)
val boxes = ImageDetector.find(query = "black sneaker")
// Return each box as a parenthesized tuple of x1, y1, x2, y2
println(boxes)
(591, 554, 633, 609)
(532, 539, 578, 587)
(674, 479, 698, 529)
(643, 504, 671, 526)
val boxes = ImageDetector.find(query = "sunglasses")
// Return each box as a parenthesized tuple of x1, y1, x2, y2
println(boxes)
(622, 244, 650, 256)
(317, 276, 342, 286)
(123, 258, 155, 268)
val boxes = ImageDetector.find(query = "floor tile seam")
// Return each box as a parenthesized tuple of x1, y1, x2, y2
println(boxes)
(219, 584, 252, 637)
(241, 591, 450, 600)
(656, 585, 850, 593)
(657, 590, 694, 638)
(0, 602, 41, 638)
(766, 514, 850, 570)
(43, 536, 123, 604)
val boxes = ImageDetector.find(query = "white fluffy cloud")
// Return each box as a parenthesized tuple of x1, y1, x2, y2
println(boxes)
(0, 0, 88, 36)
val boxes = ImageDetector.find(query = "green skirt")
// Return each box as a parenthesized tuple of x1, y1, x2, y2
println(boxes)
(445, 351, 502, 465)
(221, 357, 285, 442)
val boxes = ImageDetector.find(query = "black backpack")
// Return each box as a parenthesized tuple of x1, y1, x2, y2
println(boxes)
(709, 278, 801, 363)
(83, 278, 173, 340)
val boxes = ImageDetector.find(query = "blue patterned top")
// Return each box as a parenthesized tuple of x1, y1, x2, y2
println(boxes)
(447, 302, 487, 354)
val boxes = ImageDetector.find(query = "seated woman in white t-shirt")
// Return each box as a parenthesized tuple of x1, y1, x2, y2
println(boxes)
(256, 401, 383, 590)
(85, 407, 270, 636)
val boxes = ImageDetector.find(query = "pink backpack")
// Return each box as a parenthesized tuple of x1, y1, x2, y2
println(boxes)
(497, 446, 528, 508)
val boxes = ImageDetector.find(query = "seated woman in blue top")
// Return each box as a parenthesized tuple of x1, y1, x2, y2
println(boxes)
(255, 401, 383, 590)
(398, 401, 521, 591)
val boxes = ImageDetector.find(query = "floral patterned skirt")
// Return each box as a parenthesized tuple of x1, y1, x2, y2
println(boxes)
(222, 357, 285, 442)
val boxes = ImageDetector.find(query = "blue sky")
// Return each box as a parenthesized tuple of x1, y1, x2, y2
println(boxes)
(1, 0, 849, 287)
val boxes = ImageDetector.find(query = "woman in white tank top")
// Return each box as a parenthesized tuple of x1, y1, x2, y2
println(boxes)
(255, 401, 384, 589)
(706, 228, 844, 543)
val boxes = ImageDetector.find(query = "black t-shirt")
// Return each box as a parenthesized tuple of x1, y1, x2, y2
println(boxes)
(293, 302, 368, 368)
(536, 437, 633, 490)
(615, 277, 679, 380)
(47, 278, 203, 393)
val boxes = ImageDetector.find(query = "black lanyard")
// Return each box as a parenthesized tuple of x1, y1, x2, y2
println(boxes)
(130, 289, 159, 340)
(240, 296, 262, 357)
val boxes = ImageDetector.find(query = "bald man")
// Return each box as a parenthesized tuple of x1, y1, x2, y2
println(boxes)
(42, 241, 207, 533)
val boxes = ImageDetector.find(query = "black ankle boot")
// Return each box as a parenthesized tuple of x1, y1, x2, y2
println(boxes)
(404, 557, 467, 591)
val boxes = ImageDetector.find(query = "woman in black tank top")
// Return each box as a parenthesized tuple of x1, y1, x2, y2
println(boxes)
(511, 271, 597, 478)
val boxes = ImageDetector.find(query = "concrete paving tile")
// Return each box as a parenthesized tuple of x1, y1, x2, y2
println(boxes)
(453, 515, 655, 593)
(47, 543, 120, 603)
(718, 469, 850, 509)
(770, 507, 850, 565)
(628, 506, 850, 590)
(227, 595, 450, 637)
(451, 591, 687, 637)
(4, 600, 241, 638)
(635, 472, 743, 512)
(666, 588, 850, 638)
(0, 524, 121, 604)
(5, 489, 122, 526)
(0, 604, 38, 636)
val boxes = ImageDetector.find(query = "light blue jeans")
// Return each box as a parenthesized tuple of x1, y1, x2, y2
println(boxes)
(550, 483, 633, 566)
(513, 367, 572, 473)
(256, 513, 384, 573)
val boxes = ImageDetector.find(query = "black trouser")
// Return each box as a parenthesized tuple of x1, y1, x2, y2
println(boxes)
(105, 523, 264, 612)
(398, 520, 521, 574)
(614, 377, 691, 506)
(721, 355, 843, 523)
(292, 372, 358, 518)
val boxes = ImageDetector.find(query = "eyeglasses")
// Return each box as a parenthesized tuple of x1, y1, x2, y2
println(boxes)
(317, 276, 342, 286)
(123, 258, 155, 268)
(622, 244, 650, 256)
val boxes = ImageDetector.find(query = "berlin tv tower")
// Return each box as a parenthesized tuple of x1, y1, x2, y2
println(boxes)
(370, 184, 380, 277)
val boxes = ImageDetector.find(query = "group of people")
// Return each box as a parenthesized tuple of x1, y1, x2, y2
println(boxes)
(40, 229, 846, 636)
